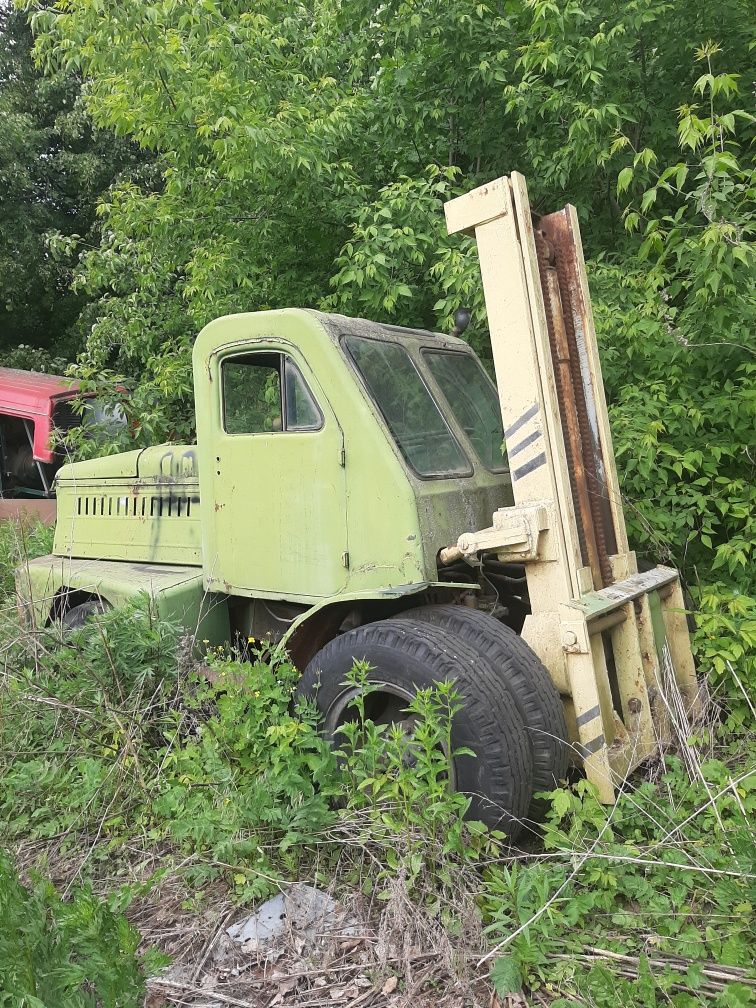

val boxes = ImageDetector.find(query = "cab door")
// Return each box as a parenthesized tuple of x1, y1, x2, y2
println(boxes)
(207, 346, 349, 600)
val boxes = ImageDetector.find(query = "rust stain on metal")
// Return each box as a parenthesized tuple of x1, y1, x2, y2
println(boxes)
(534, 227, 605, 587)
(540, 209, 618, 583)
(535, 213, 616, 587)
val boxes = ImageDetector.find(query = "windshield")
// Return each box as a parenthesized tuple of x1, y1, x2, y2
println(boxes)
(344, 335, 471, 477)
(423, 350, 506, 471)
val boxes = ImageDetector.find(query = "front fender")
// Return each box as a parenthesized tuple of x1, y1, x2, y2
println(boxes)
(281, 580, 475, 669)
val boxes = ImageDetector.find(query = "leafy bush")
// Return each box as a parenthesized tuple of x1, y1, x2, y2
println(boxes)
(483, 760, 756, 1007)
(0, 851, 153, 1008)
(592, 44, 755, 596)
(0, 599, 182, 848)
(693, 585, 756, 727)
(0, 590, 494, 915)
(594, 261, 754, 589)
(338, 662, 471, 834)
(1, 343, 71, 375)
(151, 646, 340, 898)
(0, 519, 53, 603)
(335, 662, 494, 907)
(0, 604, 342, 897)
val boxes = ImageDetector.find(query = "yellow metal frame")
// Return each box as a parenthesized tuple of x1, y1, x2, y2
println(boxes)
(445, 174, 699, 801)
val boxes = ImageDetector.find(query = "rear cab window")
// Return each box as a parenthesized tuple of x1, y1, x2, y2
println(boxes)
(343, 335, 471, 478)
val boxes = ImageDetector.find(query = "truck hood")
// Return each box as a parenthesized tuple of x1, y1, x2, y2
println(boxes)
(56, 445, 199, 484)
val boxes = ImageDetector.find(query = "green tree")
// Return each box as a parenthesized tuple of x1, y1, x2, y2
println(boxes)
(19, 0, 756, 587)
(597, 40, 755, 588)
(0, 4, 144, 359)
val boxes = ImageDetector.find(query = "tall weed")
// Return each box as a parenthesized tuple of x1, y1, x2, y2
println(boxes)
(0, 604, 340, 897)
(0, 518, 53, 602)
(483, 761, 756, 1006)
(0, 850, 160, 1008)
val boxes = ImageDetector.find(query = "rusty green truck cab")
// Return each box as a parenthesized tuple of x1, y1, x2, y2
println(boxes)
(19, 309, 511, 665)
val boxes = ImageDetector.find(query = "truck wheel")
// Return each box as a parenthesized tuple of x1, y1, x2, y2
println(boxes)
(397, 604, 568, 820)
(297, 618, 532, 837)
(61, 599, 109, 630)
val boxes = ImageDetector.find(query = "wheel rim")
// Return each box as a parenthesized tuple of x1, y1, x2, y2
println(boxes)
(325, 681, 416, 734)
(324, 681, 457, 787)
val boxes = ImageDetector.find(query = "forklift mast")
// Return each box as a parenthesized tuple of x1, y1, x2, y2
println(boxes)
(444, 174, 700, 801)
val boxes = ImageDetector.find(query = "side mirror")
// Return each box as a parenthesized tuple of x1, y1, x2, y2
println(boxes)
(451, 307, 472, 338)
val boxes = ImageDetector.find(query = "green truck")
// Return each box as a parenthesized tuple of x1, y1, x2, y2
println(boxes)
(17, 174, 699, 836)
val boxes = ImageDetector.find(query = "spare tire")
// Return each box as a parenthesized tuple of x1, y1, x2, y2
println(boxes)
(297, 617, 532, 837)
(397, 604, 568, 820)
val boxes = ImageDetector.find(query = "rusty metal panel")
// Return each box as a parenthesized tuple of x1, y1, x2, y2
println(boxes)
(0, 499, 56, 524)
(543, 206, 630, 557)
(537, 209, 620, 583)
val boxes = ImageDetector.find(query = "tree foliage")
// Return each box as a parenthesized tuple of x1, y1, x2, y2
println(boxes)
(596, 40, 755, 589)
(15, 0, 756, 589)
(0, 6, 143, 358)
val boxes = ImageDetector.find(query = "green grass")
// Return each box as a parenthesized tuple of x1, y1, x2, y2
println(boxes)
(1, 519, 754, 1006)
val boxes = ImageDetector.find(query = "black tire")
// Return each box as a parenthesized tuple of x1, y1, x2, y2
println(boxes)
(62, 599, 109, 630)
(297, 617, 533, 837)
(397, 604, 568, 820)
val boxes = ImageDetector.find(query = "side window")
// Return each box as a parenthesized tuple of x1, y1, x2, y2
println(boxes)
(222, 352, 323, 434)
(284, 360, 322, 430)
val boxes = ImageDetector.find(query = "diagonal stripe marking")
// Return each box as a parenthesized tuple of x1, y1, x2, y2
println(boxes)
(504, 402, 539, 440)
(576, 703, 601, 728)
(580, 733, 606, 756)
(513, 451, 547, 481)
(509, 428, 542, 458)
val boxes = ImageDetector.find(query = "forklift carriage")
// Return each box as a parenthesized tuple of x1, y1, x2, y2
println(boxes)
(443, 174, 700, 801)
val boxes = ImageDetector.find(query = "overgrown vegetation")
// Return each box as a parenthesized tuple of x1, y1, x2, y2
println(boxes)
(0, 852, 155, 1008)
(484, 766, 755, 1006)
(2, 0, 754, 1003)
(0, 521, 753, 1006)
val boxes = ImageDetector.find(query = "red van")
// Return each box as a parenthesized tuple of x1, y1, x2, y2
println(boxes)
(0, 368, 124, 521)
